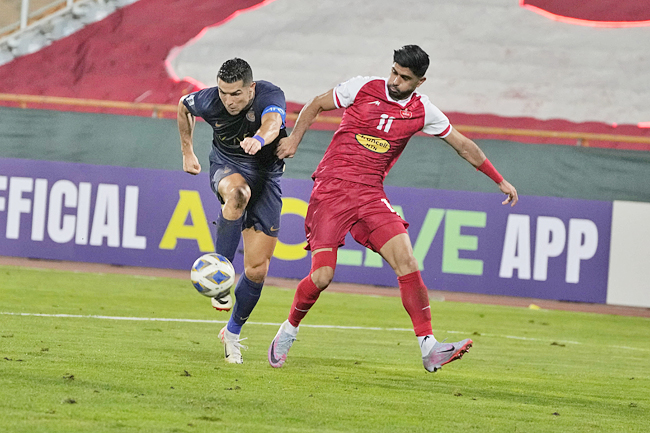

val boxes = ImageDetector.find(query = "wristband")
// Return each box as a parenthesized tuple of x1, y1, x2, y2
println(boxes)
(252, 134, 265, 147)
(477, 158, 504, 184)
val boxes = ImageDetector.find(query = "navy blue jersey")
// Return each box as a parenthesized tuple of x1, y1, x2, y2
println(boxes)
(183, 80, 287, 172)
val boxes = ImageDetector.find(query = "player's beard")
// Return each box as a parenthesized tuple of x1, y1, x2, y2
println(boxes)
(387, 85, 410, 101)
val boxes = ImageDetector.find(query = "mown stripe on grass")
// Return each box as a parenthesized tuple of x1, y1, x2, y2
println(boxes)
(2, 311, 648, 352)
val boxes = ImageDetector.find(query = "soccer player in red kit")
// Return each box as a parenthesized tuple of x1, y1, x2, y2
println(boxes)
(268, 45, 518, 372)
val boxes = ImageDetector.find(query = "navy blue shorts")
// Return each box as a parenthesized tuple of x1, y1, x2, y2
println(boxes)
(209, 150, 284, 238)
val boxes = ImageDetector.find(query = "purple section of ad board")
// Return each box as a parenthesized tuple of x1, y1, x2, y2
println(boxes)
(332, 186, 612, 304)
(0, 158, 612, 303)
(0, 158, 222, 272)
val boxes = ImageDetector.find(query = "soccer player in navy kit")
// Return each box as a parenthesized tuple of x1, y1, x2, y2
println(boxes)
(177, 58, 287, 364)
(268, 45, 518, 372)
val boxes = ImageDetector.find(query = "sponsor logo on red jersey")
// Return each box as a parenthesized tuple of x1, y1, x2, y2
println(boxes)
(355, 134, 390, 153)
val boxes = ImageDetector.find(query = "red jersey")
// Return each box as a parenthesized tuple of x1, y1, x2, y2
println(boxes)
(312, 76, 452, 186)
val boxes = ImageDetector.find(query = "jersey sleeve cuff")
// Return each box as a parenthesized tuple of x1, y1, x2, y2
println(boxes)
(436, 124, 452, 138)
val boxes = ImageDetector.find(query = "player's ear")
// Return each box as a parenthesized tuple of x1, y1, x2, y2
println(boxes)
(416, 76, 426, 88)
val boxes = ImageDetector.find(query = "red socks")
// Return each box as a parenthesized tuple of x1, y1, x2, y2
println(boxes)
(288, 275, 323, 327)
(398, 271, 432, 337)
(288, 269, 432, 336)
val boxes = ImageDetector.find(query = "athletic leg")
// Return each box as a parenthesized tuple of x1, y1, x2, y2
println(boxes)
(376, 229, 472, 372)
(268, 248, 337, 368)
(226, 227, 277, 334)
(209, 173, 251, 311)
(288, 248, 337, 326)
(376, 231, 433, 337)
(268, 178, 357, 368)
(219, 220, 278, 364)
(215, 173, 250, 262)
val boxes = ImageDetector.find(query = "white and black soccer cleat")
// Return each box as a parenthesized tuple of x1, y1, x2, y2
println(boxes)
(211, 291, 233, 311)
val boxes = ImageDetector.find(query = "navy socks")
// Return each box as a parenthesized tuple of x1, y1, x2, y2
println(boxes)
(227, 273, 264, 334)
(216, 213, 263, 335)
(215, 213, 243, 262)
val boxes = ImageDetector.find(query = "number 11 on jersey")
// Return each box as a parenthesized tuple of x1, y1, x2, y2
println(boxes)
(377, 114, 394, 133)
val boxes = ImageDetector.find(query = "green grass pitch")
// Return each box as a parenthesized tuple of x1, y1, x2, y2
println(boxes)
(1, 265, 649, 432)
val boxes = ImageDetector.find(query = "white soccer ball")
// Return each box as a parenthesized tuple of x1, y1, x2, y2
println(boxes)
(190, 253, 236, 298)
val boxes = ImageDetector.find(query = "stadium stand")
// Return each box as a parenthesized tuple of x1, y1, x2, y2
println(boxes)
(0, 0, 138, 64)
(0, 0, 649, 147)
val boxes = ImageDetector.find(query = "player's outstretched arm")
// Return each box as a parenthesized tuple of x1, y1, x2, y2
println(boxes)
(442, 128, 518, 206)
(276, 89, 338, 159)
(240, 111, 283, 155)
(177, 97, 201, 175)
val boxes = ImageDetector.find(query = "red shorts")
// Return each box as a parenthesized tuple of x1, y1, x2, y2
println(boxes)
(304, 177, 409, 252)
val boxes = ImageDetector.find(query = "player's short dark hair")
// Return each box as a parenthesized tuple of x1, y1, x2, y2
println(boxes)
(217, 58, 253, 85)
(393, 45, 430, 78)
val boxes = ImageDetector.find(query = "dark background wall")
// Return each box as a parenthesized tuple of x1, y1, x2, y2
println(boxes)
(2, 106, 649, 202)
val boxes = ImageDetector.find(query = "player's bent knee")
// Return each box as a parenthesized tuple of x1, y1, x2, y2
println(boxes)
(311, 266, 334, 289)
(228, 186, 251, 209)
(244, 261, 269, 284)
(220, 183, 251, 211)
(310, 249, 337, 289)
(394, 255, 419, 277)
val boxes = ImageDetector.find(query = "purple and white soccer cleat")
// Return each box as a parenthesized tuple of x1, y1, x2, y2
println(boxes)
(422, 338, 473, 372)
(268, 320, 297, 368)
